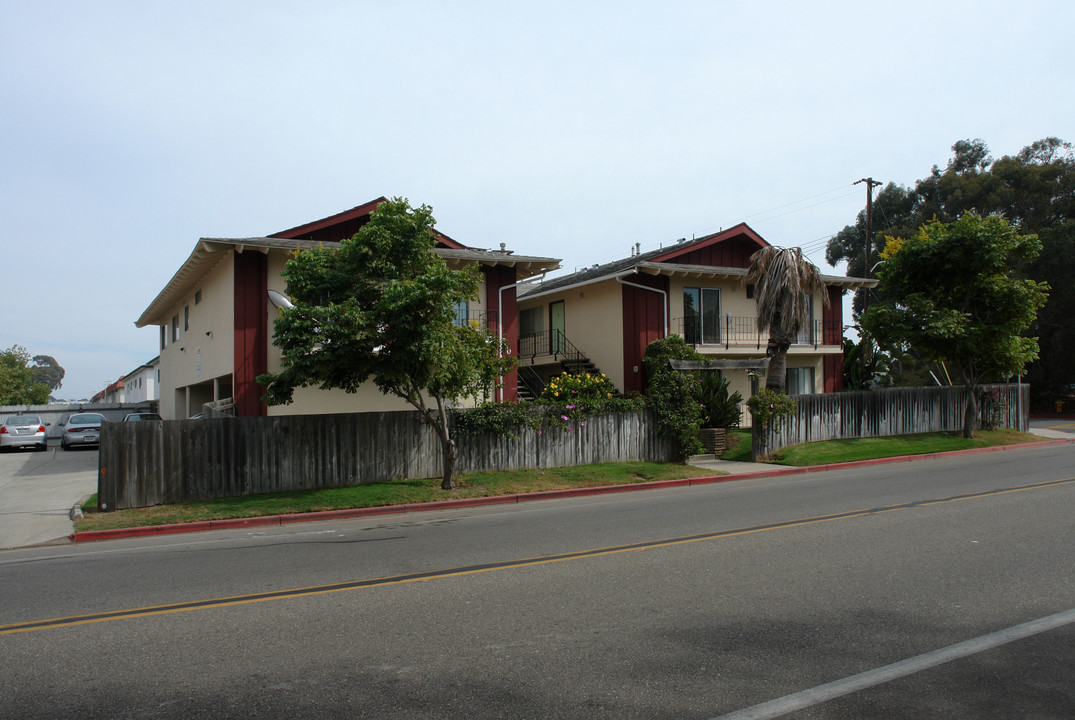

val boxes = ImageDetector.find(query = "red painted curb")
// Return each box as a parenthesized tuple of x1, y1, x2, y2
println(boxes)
(69, 438, 1073, 544)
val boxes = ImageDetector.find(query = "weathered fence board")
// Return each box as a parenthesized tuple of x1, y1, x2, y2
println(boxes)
(98, 410, 674, 510)
(765, 383, 1029, 453)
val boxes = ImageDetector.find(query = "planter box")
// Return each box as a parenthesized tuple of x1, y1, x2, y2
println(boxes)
(698, 427, 727, 456)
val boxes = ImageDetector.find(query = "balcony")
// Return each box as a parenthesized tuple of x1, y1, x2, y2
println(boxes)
(453, 309, 498, 331)
(673, 316, 843, 350)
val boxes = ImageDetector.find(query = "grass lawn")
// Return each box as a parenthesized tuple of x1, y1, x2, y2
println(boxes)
(75, 461, 718, 533)
(721, 428, 1042, 466)
(76, 428, 1048, 533)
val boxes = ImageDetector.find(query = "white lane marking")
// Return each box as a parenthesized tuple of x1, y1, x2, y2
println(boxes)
(711, 607, 1075, 720)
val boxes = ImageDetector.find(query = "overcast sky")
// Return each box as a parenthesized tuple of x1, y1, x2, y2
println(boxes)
(2, 1, 1072, 401)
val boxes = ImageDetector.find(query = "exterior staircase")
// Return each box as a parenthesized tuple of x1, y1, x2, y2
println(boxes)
(515, 331, 607, 401)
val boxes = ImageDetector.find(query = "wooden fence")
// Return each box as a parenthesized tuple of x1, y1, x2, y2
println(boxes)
(765, 384, 1030, 453)
(98, 410, 674, 510)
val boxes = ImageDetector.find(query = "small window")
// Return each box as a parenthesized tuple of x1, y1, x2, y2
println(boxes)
(194, 290, 202, 305)
(171, 315, 180, 343)
(453, 300, 469, 327)
(160, 325, 167, 349)
(184, 306, 190, 332)
(746, 284, 755, 299)
(786, 367, 815, 395)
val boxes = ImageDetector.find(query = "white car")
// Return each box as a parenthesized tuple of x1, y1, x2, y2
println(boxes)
(0, 415, 49, 452)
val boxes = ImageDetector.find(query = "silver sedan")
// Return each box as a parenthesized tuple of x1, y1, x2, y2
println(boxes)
(60, 412, 106, 450)
(0, 415, 49, 452)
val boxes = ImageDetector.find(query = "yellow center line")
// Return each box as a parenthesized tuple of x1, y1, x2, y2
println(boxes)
(3, 476, 1073, 636)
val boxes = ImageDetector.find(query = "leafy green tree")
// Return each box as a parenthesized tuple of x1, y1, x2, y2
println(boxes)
(642, 336, 705, 460)
(257, 198, 514, 489)
(861, 214, 1048, 438)
(0, 345, 51, 405)
(746, 246, 828, 392)
(31, 355, 65, 391)
(828, 137, 1075, 407)
(842, 332, 897, 390)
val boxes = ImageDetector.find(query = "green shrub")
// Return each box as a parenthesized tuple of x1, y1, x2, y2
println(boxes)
(697, 372, 743, 429)
(541, 372, 618, 401)
(643, 336, 705, 460)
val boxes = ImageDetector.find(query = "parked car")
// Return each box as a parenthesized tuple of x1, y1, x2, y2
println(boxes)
(123, 412, 162, 422)
(60, 412, 106, 451)
(0, 415, 49, 452)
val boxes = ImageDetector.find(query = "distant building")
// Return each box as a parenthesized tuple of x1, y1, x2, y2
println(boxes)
(122, 356, 160, 403)
(92, 379, 125, 404)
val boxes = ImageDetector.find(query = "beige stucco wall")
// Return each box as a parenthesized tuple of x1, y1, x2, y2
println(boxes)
(264, 250, 491, 416)
(518, 279, 625, 389)
(157, 253, 235, 419)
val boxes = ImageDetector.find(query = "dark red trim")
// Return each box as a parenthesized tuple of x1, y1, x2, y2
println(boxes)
(485, 266, 518, 402)
(651, 223, 768, 265)
(233, 251, 268, 417)
(269, 197, 466, 249)
(621, 273, 669, 395)
(823, 286, 845, 392)
(270, 198, 386, 240)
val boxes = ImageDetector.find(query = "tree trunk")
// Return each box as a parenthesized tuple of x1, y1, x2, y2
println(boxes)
(441, 437, 457, 490)
(962, 386, 978, 439)
(765, 333, 791, 392)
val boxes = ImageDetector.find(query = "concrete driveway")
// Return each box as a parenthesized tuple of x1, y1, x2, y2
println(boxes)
(1029, 416, 1075, 438)
(0, 442, 98, 549)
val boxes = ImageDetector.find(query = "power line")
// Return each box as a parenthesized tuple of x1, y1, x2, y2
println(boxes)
(737, 183, 857, 221)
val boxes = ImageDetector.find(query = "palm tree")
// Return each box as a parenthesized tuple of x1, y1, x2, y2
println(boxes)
(746, 246, 828, 392)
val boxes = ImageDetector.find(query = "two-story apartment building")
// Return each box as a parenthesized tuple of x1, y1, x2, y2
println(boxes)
(121, 356, 160, 403)
(136, 198, 560, 419)
(516, 223, 876, 405)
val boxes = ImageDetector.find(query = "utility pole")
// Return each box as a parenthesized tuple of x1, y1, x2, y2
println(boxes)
(854, 177, 882, 308)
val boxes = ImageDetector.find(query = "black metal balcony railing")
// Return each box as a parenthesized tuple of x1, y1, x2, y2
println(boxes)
(518, 329, 583, 363)
(673, 316, 842, 350)
(454, 309, 499, 330)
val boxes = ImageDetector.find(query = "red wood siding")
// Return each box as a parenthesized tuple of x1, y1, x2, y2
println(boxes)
(651, 223, 769, 267)
(234, 252, 268, 417)
(670, 236, 761, 268)
(621, 274, 669, 395)
(485, 266, 518, 402)
(823, 286, 845, 392)
(270, 197, 465, 249)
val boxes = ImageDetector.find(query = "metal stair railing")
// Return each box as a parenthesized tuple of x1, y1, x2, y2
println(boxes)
(517, 365, 546, 400)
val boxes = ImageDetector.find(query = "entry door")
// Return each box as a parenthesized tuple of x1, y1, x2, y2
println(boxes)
(550, 301, 565, 354)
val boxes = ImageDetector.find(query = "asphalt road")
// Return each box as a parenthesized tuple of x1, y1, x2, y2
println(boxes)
(1, 442, 1073, 718)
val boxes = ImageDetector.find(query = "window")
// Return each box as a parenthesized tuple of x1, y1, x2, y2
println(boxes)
(160, 325, 167, 350)
(194, 290, 202, 305)
(519, 307, 544, 337)
(795, 295, 816, 344)
(786, 367, 815, 395)
(171, 315, 180, 343)
(683, 287, 721, 344)
(452, 300, 469, 327)
(183, 305, 190, 332)
(746, 283, 755, 299)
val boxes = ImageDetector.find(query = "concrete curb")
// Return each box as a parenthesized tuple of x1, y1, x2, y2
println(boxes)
(69, 438, 1073, 544)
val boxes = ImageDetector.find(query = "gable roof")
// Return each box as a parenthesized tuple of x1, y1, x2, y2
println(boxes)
(269, 197, 466, 249)
(519, 222, 876, 300)
(519, 223, 765, 299)
(136, 237, 560, 328)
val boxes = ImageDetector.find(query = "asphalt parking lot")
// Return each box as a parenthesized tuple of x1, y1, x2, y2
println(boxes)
(0, 442, 98, 549)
